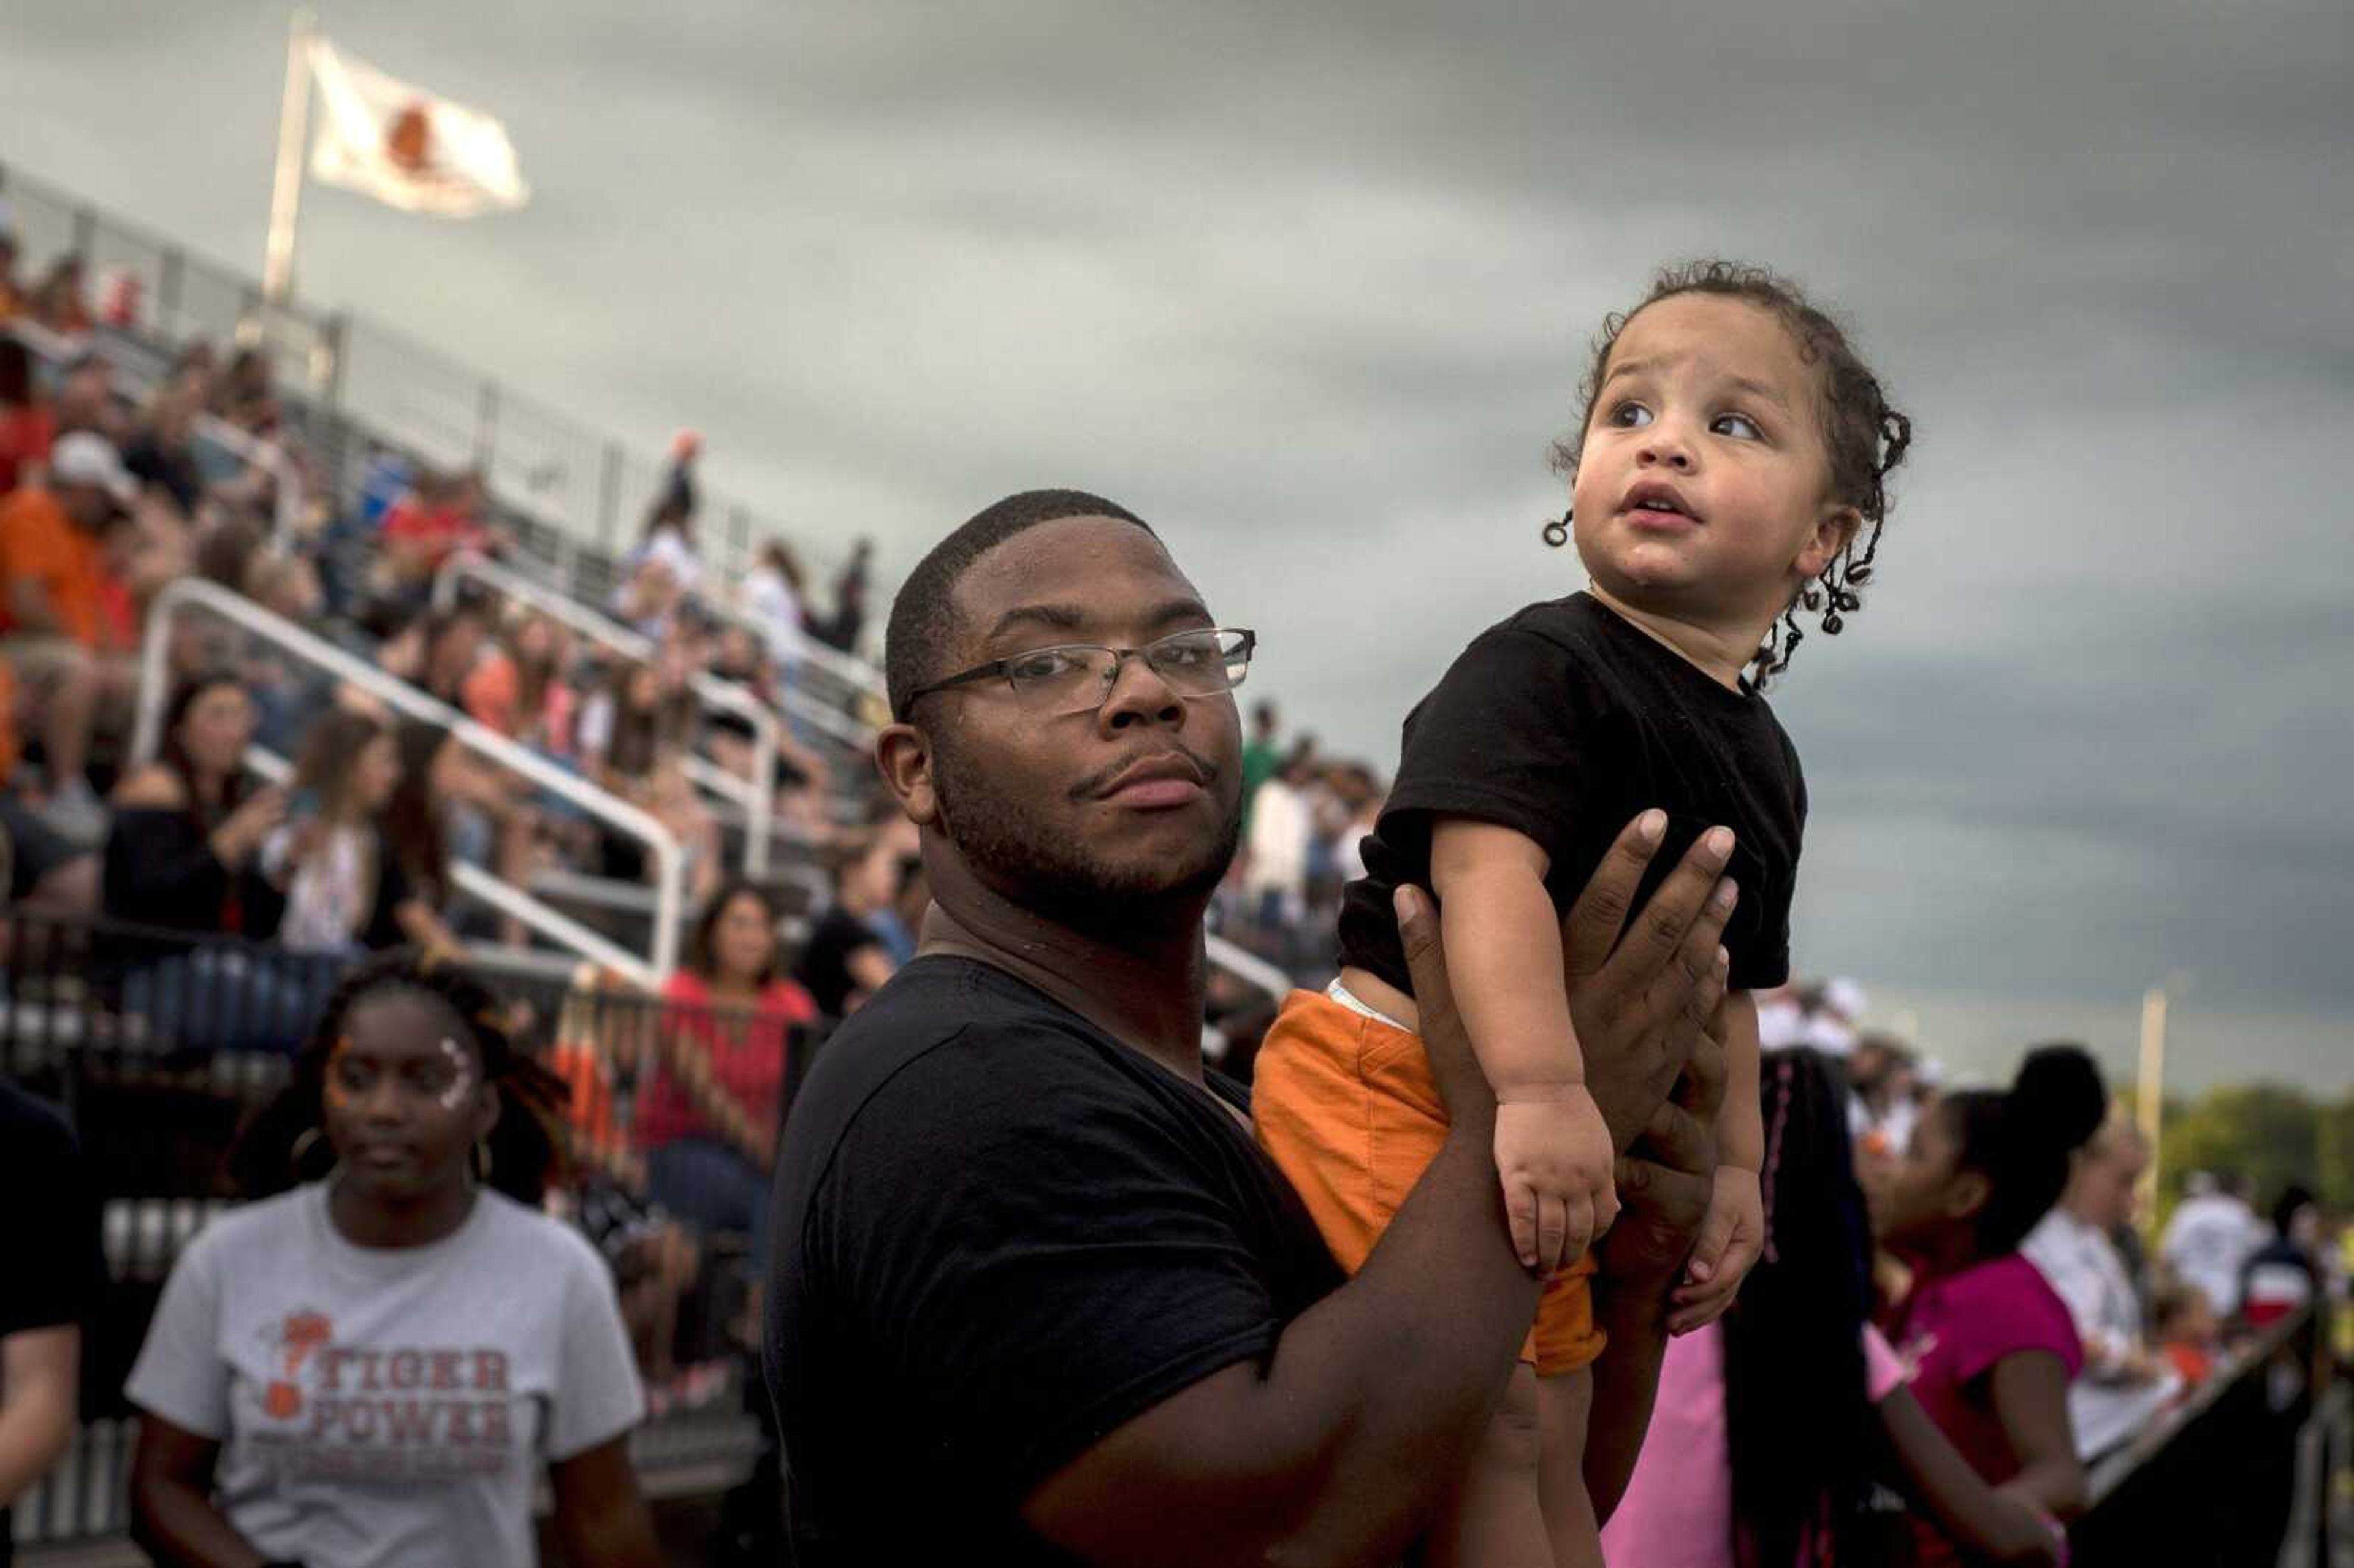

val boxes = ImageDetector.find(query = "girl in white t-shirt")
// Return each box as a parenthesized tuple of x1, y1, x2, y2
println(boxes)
(127, 953, 663, 1568)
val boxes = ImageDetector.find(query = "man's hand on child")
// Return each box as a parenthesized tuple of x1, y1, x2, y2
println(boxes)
(1668, 1165, 1762, 1334)
(1495, 1087, 1618, 1275)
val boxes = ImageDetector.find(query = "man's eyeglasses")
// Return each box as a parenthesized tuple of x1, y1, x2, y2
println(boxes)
(905, 627, 1257, 717)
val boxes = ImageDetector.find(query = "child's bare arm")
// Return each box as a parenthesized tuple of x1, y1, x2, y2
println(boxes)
(1431, 819, 1617, 1274)
(1430, 820, 1580, 1097)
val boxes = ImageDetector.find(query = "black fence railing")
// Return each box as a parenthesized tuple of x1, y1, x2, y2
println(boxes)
(2, 913, 825, 1548)
(2069, 1303, 2327, 1567)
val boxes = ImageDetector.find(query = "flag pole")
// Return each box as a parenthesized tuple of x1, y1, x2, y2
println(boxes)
(2136, 986, 2168, 1220)
(262, 7, 318, 308)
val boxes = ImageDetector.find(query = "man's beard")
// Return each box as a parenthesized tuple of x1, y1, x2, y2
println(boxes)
(932, 742, 1241, 937)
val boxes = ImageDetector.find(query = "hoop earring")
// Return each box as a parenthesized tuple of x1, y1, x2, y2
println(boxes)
(472, 1140, 493, 1186)
(1541, 508, 1572, 548)
(290, 1126, 328, 1179)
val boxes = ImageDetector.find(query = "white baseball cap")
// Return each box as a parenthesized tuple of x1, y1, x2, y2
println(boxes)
(50, 431, 138, 507)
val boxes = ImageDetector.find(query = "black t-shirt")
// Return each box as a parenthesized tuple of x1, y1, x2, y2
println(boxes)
(0, 1085, 106, 1568)
(793, 903, 886, 1018)
(1339, 592, 1807, 995)
(765, 956, 1344, 1565)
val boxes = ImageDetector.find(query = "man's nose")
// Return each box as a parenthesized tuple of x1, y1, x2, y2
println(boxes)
(1097, 652, 1184, 731)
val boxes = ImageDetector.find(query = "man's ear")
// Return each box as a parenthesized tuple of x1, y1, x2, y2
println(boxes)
(1792, 504, 1862, 582)
(875, 723, 940, 827)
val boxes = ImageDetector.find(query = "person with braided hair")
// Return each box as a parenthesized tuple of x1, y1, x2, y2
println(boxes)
(1602, 1049, 2066, 1566)
(1259, 259, 1913, 1566)
(124, 950, 661, 1568)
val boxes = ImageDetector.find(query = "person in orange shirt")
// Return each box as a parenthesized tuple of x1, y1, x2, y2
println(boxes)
(0, 431, 140, 841)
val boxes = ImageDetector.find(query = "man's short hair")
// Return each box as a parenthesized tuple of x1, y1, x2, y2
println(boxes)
(885, 489, 1153, 721)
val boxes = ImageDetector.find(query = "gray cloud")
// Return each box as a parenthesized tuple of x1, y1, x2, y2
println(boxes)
(4, 0, 2347, 1087)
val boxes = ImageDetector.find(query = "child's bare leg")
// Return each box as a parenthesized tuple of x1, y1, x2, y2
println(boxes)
(1537, 1366, 1602, 1568)
(1427, 1361, 1555, 1568)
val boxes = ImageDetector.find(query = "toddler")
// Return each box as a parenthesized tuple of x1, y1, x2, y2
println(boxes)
(1255, 259, 1912, 1566)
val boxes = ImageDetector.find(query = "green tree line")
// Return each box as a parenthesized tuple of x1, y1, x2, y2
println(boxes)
(2130, 1081, 2354, 1222)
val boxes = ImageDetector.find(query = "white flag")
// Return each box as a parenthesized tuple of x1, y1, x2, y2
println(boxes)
(307, 39, 528, 218)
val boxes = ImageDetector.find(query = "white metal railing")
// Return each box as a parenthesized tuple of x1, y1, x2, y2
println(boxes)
(1206, 932, 1296, 1005)
(6, 319, 306, 550)
(430, 551, 780, 875)
(135, 578, 685, 986)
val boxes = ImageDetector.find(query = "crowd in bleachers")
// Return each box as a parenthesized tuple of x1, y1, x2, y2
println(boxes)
(0, 216, 938, 1559)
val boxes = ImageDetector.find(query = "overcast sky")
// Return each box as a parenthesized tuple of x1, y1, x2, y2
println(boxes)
(4, 1, 2347, 1094)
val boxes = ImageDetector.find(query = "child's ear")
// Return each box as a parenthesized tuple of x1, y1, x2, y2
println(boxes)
(1793, 504, 1862, 581)
(1944, 1170, 1992, 1225)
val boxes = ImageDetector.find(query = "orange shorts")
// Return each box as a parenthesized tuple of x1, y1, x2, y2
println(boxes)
(1253, 987, 1604, 1376)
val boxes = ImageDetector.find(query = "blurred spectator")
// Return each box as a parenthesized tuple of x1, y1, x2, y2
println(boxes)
(1331, 762, 1382, 883)
(1848, 1033, 1922, 1160)
(1867, 1046, 2106, 1562)
(2154, 1280, 2220, 1388)
(704, 624, 836, 849)
(271, 710, 453, 955)
(795, 828, 912, 1017)
(102, 673, 337, 1053)
(0, 1083, 105, 1557)
(1807, 976, 1868, 1058)
(609, 557, 685, 642)
(0, 336, 55, 492)
(742, 539, 805, 676)
(121, 372, 209, 516)
(51, 352, 124, 444)
(96, 265, 142, 330)
(0, 227, 23, 320)
(2023, 1119, 2176, 1459)
(375, 469, 497, 604)
(415, 603, 490, 709)
(1241, 741, 1314, 935)
(462, 609, 577, 753)
(103, 674, 287, 937)
(211, 345, 276, 436)
(2239, 1184, 2324, 1330)
(1, 432, 145, 839)
(641, 881, 815, 1267)
(28, 254, 91, 337)
(579, 652, 696, 797)
(627, 438, 705, 603)
(1239, 700, 1281, 831)
(383, 719, 539, 944)
(128, 953, 663, 1568)
(2162, 1170, 2267, 1319)
(1754, 981, 1809, 1050)
(807, 535, 872, 655)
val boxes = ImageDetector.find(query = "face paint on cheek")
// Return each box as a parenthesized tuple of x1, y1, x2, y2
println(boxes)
(437, 1037, 474, 1114)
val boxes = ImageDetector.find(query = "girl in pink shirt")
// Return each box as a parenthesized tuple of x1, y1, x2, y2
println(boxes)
(1604, 1049, 2068, 1566)
(1867, 1045, 2106, 1567)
